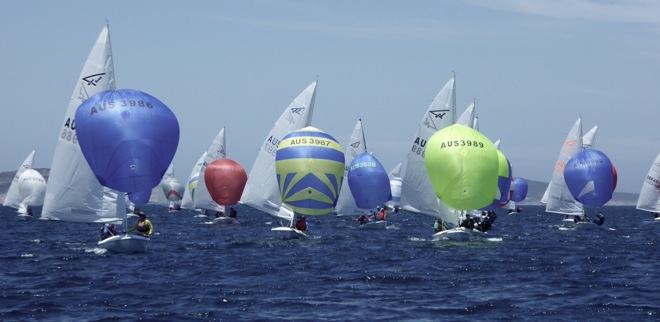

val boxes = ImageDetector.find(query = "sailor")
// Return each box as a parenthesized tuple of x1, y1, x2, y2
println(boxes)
(433, 218, 444, 233)
(593, 212, 605, 226)
(460, 216, 477, 230)
(357, 214, 369, 225)
(295, 216, 307, 231)
(654, 213, 660, 219)
(516, 206, 523, 213)
(128, 212, 154, 237)
(375, 207, 387, 221)
(477, 211, 497, 232)
(215, 210, 225, 218)
(99, 223, 117, 241)
(229, 207, 237, 219)
(26, 206, 33, 217)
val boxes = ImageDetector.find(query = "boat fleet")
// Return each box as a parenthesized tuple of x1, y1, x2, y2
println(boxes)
(3, 24, 660, 253)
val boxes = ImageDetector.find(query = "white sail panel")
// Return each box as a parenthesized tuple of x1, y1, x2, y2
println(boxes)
(336, 119, 367, 216)
(637, 153, 660, 213)
(181, 152, 207, 209)
(400, 76, 457, 224)
(472, 114, 479, 130)
(494, 139, 501, 150)
(385, 162, 403, 208)
(17, 169, 47, 207)
(241, 82, 317, 216)
(582, 125, 598, 149)
(41, 25, 118, 222)
(545, 118, 584, 215)
(3, 150, 35, 209)
(194, 127, 227, 212)
(456, 101, 475, 128)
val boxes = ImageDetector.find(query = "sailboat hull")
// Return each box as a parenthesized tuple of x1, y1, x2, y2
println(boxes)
(212, 217, 237, 225)
(358, 220, 387, 230)
(432, 227, 482, 241)
(271, 227, 308, 239)
(98, 234, 149, 253)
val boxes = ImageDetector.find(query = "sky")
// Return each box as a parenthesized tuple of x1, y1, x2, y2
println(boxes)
(1, 0, 659, 193)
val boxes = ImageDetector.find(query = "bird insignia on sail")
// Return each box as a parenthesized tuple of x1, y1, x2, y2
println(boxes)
(82, 73, 106, 87)
(350, 141, 361, 149)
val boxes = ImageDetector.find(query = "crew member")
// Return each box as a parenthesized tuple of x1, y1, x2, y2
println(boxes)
(128, 212, 154, 237)
(295, 216, 307, 231)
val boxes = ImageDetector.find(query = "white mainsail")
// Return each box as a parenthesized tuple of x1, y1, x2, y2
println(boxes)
(336, 119, 367, 216)
(399, 76, 460, 227)
(472, 114, 479, 130)
(544, 118, 584, 215)
(3, 150, 36, 209)
(456, 100, 475, 128)
(636, 153, 660, 213)
(181, 152, 207, 209)
(582, 125, 598, 149)
(241, 81, 317, 222)
(194, 127, 227, 213)
(542, 123, 598, 203)
(41, 24, 120, 222)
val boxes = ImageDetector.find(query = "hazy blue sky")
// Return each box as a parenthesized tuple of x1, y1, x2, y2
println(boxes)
(1, 0, 658, 193)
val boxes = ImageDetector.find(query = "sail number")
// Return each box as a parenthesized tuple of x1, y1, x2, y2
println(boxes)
(89, 100, 154, 115)
(60, 128, 78, 144)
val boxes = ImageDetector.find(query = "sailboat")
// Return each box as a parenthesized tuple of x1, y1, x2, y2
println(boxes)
(398, 75, 466, 240)
(157, 164, 184, 211)
(241, 82, 317, 238)
(3, 150, 46, 218)
(543, 118, 587, 228)
(637, 153, 660, 220)
(193, 127, 228, 219)
(337, 119, 391, 229)
(40, 24, 123, 224)
(181, 152, 207, 215)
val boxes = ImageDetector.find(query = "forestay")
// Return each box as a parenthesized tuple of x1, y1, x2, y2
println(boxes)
(41, 25, 120, 222)
(241, 82, 317, 221)
(636, 153, 660, 213)
(399, 76, 459, 226)
(544, 118, 584, 215)
(194, 127, 227, 213)
(3, 150, 35, 209)
(336, 119, 367, 216)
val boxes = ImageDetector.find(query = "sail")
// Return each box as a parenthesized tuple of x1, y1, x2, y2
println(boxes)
(456, 101, 475, 127)
(151, 163, 173, 206)
(336, 119, 367, 216)
(181, 152, 207, 209)
(386, 162, 403, 208)
(41, 25, 118, 222)
(3, 150, 35, 209)
(241, 81, 317, 217)
(194, 127, 227, 212)
(494, 139, 501, 149)
(400, 76, 457, 224)
(545, 118, 584, 215)
(472, 114, 479, 130)
(636, 153, 660, 213)
(582, 125, 598, 149)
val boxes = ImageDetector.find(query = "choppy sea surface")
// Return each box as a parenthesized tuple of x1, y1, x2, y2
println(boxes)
(1, 205, 659, 321)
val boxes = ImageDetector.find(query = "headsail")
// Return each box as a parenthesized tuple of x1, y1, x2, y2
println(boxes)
(400, 76, 458, 225)
(181, 152, 207, 209)
(3, 150, 36, 209)
(241, 81, 317, 219)
(41, 24, 119, 222)
(336, 119, 367, 216)
(544, 118, 584, 215)
(194, 127, 227, 212)
(636, 153, 660, 213)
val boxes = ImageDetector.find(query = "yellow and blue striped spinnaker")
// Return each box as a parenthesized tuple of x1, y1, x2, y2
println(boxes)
(275, 126, 345, 216)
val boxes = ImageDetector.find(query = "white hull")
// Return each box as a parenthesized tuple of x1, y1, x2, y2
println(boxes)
(17, 214, 34, 220)
(432, 227, 482, 241)
(654, 217, 660, 221)
(271, 226, 308, 239)
(358, 220, 387, 230)
(98, 234, 149, 253)
(194, 214, 208, 218)
(212, 217, 237, 225)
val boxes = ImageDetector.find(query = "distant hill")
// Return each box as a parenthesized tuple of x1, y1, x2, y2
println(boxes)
(519, 179, 638, 206)
(0, 169, 638, 206)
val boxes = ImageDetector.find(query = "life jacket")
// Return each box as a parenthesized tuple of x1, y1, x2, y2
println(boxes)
(137, 220, 151, 232)
(376, 209, 386, 221)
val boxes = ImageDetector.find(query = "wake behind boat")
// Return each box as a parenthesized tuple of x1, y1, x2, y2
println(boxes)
(271, 226, 308, 239)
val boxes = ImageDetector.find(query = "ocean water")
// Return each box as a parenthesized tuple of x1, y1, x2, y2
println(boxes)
(1, 205, 659, 321)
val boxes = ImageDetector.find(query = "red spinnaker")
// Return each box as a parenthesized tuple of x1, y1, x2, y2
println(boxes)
(204, 159, 247, 206)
